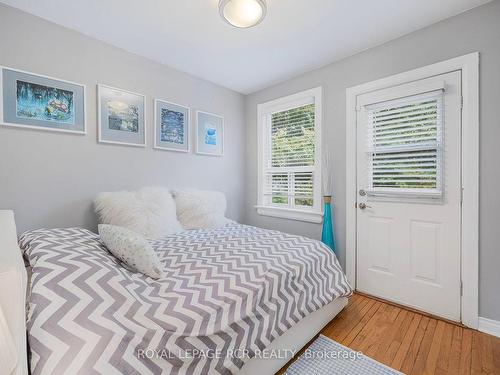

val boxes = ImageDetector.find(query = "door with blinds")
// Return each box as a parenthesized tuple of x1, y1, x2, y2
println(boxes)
(355, 71, 462, 321)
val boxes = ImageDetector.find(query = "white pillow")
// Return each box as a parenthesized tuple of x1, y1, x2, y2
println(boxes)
(173, 189, 233, 229)
(95, 186, 183, 239)
(98, 224, 163, 279)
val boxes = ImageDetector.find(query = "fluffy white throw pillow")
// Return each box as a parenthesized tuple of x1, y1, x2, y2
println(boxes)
(98, 224, 163, 279)
(95, 186, 183, 240)
(173, 189, 233, 229)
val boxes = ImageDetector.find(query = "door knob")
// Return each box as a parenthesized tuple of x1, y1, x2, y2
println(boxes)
(358, 203, 372, 210)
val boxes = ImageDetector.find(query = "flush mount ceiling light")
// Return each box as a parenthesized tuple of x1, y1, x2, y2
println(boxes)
(219, 0, 267, 28)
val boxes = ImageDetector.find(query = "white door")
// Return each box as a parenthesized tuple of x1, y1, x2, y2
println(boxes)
(356, 71, 462, 321)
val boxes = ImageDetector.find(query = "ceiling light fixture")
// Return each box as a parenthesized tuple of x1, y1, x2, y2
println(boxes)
(219, 0, 267, 28)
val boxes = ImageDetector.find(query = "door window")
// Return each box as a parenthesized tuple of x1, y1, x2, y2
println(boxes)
(365, 91, 443, 199)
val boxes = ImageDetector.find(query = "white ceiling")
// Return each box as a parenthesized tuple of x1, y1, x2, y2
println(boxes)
(0, 0, 491, 94)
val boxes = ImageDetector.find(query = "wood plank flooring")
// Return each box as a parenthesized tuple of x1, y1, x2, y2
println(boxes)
(278, 293, 500, 374)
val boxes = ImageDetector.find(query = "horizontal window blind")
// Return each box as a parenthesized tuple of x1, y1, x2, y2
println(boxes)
(263, 103, 316, 207)
(366, 91, 443, 195)
(270, 104, 315, 167)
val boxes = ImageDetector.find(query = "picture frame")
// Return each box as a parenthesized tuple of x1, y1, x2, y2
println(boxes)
(195, 110, 224, 156)
(0, 66, 86, 134)
(154, 99, 190, 152)
(97, 84, 146, 147)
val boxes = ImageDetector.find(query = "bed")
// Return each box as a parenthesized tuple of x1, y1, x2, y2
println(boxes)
(0, 210, 351, 375)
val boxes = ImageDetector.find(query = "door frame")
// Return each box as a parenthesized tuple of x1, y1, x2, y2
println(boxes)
(345, 53, 479, 328)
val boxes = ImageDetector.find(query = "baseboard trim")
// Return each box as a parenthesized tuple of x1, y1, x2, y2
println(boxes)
(478, 317, 500, 338)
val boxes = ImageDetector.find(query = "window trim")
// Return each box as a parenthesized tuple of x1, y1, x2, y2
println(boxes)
(256, 87, 323, 223)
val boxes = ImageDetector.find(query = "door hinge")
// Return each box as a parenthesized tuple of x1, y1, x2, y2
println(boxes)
(461, 187, 464, 204)
(460, 281, 463, 296)
(461, 95, 464, 110)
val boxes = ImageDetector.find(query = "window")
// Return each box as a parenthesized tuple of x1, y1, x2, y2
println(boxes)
(257, 88, 322, 223)
(366, 90, 443, 198)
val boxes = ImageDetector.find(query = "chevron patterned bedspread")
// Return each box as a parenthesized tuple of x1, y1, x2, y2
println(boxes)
(20, 224, 352, 375)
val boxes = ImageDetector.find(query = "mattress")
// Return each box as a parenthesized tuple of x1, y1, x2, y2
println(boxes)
(20, 224, 352, 375)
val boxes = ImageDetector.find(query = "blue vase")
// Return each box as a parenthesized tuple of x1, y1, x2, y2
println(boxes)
(321, 196, 336, 252)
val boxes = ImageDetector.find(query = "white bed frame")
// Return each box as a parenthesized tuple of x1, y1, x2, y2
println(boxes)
(240, 297, 348, 374)
(0, 211, 28, 375)
(0, 210, 347, 375)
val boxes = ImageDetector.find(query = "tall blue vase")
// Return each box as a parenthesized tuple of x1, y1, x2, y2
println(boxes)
(321, 196, 336, 252)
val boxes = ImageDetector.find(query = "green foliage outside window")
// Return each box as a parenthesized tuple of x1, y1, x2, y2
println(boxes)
(270, 104, 315, 207)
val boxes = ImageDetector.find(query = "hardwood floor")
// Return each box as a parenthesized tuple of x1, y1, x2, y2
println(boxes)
(278, 293, 500, 374)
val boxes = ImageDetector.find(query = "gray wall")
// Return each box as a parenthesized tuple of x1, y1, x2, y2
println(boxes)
(0, 4, 246, 233)
(244, 0, 500, 320)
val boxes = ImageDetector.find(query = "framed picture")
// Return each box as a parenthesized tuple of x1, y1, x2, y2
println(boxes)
(0, 66, 86, 134)
(196, 110, 224, 156)
(97, 84, 146, 147)
(154, 99, 190, 152)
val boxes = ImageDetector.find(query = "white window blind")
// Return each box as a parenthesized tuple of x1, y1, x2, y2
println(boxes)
(257, 87, 322, 221)
(366, 90, 443, 197)
(264, 103, 316, 206)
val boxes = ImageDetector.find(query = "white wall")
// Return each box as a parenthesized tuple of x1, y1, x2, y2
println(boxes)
(244, 0, 500, 321)
(0, 3, 246, 233)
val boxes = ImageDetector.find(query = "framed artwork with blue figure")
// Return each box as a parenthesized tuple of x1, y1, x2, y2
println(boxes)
(97, 84, 146, 147)
(0, 66, 86, 134)
(196, 110, 224, 156)
(154, 99, 190, 152)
